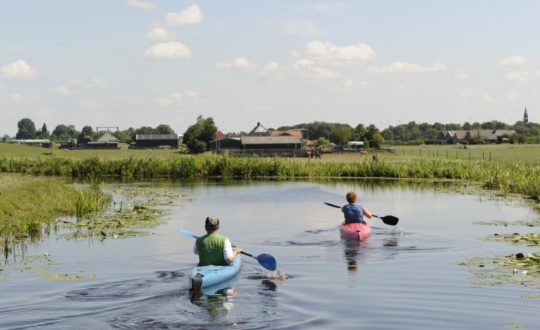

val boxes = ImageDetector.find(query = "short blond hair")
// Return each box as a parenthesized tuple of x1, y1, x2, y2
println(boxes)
(346, 191, 357, 203)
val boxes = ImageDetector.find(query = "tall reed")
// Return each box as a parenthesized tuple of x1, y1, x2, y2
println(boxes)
(0, 154, 539, 202)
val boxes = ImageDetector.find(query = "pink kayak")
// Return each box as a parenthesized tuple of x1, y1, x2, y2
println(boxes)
(340, 221, 372, 241)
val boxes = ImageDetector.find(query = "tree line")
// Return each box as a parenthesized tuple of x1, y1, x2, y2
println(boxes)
(5, 117, 540, 153)
(280, 120, 540, 146)
(9, 118, 176, 144)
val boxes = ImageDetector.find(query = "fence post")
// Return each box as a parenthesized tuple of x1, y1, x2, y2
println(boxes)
(489, 152, 492, 161)
(482, 151, 485, 160)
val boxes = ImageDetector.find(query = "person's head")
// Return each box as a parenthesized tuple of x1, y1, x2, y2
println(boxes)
(346, 191, 358, 204)
(205, 215, 220, 233)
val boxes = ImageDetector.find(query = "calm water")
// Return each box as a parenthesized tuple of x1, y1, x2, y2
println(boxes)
(1, 180, 539, 329)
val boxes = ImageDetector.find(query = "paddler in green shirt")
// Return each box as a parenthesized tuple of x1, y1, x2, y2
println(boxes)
(194, 216, 242, 266)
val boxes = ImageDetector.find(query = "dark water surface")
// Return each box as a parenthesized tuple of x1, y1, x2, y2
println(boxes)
(1, 181, 539, 329)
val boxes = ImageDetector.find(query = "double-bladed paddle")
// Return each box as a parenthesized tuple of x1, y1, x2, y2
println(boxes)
(324, 202, 399, 226)
(179, 229, 277, 271)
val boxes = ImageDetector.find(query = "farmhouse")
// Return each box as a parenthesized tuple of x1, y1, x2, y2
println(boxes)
(442, 129, 515, 144)
(209, 122, 304, 156)
(130, 134, 179, 149)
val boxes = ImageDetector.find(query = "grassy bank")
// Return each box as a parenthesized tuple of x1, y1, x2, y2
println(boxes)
(0, 154, 539, 203)
(0, 174, 110, 258)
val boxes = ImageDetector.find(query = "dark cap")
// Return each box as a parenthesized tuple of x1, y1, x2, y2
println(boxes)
(205, 216, 220, 228)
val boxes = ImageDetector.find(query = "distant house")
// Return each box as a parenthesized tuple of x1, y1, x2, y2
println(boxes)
(269, 129, 303, 138)
(249, 122, 269, 136)
(130, 134, 179, 149)
(9, 139, 52, 148)
(240, 135, 302, 149)
(443, 129, 515, 144)
(208, 137, 241, 151)
(215, 130, 225, 140)
(79, 131, 120, 149)
(209, 122, 304, 156)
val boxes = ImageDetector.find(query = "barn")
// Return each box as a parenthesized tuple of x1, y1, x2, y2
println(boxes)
(130, 134, 179, 149)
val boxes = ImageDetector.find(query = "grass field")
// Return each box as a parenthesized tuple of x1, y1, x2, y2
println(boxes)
(2, 143, 540, 164)
(0, 143, 180, 161)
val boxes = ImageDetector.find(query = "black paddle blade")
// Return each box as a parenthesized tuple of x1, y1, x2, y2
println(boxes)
(324, 202, 341, 209)
(379, 215, 399, 226)
(256, 253, 277, 271)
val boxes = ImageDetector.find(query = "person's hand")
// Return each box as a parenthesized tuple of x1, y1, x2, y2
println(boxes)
(233, 247, 242, 254)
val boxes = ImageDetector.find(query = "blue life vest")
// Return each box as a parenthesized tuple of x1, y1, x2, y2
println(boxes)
(342, 203, 365, 224)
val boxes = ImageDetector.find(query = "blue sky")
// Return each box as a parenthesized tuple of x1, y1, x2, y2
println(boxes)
(1, 1, 538, 136)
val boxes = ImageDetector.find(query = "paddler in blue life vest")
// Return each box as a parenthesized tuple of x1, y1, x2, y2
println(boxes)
(194, 216, 242, 266)
(342, 191, 373, 224)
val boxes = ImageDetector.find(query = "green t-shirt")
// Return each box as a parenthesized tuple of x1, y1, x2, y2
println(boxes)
(196, 232, 228, 266)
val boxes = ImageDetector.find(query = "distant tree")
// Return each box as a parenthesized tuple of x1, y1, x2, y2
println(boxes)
(79, 125, 94, 139)
(314, 137, 331, 148)
(66, 125, 79, 139)
(330, 126, 352, 146)
(352, 124, 366, 141)
(155, 124, 175, 135)
(366, 124, 384, 148)
(182, 116, 217, 153)
(117, 127, 135, 143)
(2, 134, 10, 142)
(471, 122, 481, 129)
(16, 118, 37, 139)
(38, 123, 50, 139)
(52, 124, 68, 141)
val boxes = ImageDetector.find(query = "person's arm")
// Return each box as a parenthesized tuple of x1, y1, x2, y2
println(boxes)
(363, 207, 373, 219)
(193, 242, 198, 255)
(223, 239, 242, 263)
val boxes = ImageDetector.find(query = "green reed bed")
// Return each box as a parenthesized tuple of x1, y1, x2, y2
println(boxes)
(0, 174, 111, 258)
(1, 154, 539, 203)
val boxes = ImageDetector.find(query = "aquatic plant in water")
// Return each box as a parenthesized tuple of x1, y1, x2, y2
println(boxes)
(58, 185, 184, 241)
(0, 174, 112, 260)
(459, 253, 540, 290)
(486, 233, 540, 246)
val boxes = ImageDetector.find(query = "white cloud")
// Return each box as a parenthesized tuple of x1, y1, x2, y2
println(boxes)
(291, 59, 340, 80)
(49, 78, 108, 96)
(368, 62, 447, 74)
(500, 56, 527, 67)
(144, 42, 191, 59)
(69, 78, 109, 88)
(49, 86, 71, 95)
(216, 57, 255, 71)
(343, 79, 368, 88)
(505, 71, 530, 82)
(260, 62, 280, 75)
(126, 0, 155, 10)
(146, 27, 174, 41)
(458, 89, 495, 103)
(77, 99, 98, 108)
(167, 5, 203, 26)
(505, 91, 519, 100)
(283, 21, 323, 37)
(156, 90, 202, 107)
(0, 59, 38, 79)
(259, 59, 340, 81)
(455, 70, 470, 80)
(304, 41, 376, 64)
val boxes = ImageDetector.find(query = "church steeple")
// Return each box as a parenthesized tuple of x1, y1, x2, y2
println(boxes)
(524, 107, 529, 124)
